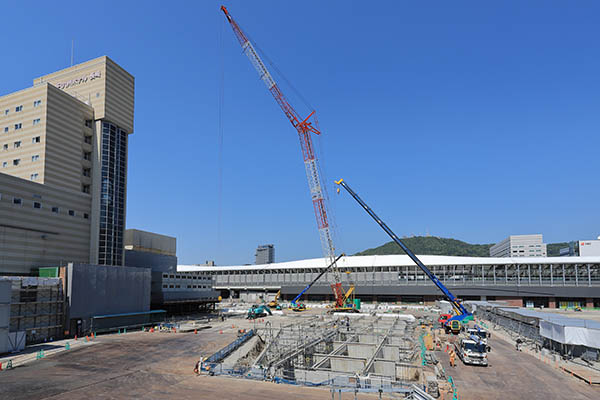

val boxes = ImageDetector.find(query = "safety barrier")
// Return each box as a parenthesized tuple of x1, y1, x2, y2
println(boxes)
(202, 329, 255, 370)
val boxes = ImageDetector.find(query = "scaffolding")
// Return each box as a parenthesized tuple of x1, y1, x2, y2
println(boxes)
(204, 314, 428, 392)
(1, 277, 64, 344)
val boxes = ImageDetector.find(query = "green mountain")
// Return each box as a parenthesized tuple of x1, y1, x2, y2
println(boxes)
(356, 236, 493, 257)
(356, 236, 570, 257)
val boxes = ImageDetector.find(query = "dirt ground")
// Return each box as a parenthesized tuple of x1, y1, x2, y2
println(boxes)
(1, 314, 598, 399)
(0, 318, 373, 400)
(436, 334, 599, 400)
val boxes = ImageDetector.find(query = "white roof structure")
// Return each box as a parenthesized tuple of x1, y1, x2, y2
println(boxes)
(178, 254, 600, 273)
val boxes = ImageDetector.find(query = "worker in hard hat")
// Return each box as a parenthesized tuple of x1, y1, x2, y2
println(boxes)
(449, 348, 456, 367)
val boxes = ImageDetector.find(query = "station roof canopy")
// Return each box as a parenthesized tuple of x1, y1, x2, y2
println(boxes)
(178, 254, 600, 273)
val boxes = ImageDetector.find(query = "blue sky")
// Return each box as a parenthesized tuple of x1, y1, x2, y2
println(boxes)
(1, 1, 598, 265)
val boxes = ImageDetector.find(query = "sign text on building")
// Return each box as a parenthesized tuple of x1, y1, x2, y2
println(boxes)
(56, 71, 102, 90)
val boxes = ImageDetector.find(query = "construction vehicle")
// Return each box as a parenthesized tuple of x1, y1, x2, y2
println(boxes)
(289, 254, 345, 312)
(268, 290, 282, 310)
(447, 320, 462, 335)
(438, 313, 452, 326)
(467, 326, 490, 345)
(221, 6, 350, 311)
(334, 179, 473, 328)
(247, 304, 272, 320)
(455, 335, 489, 366)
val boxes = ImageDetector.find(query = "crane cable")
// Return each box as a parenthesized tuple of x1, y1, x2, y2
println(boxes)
(217, 16, 225, 255)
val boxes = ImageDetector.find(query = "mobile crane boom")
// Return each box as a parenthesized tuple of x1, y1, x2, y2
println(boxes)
(335, 179, 472, 323)
(291, 253, 344, 307)
(221, 5, 346, 307)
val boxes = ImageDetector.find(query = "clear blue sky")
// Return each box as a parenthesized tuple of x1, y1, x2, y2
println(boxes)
(2, 1, 599, 265)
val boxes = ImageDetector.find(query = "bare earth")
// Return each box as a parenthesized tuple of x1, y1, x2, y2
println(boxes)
(1, 317, 598, 399)
(0, 321, 371, 400)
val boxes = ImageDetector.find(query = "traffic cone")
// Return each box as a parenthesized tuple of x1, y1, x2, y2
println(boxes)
(0, 362, 3, 371)
(75, 335, 78, 341)
(194, 329, 198, 334)
(86, 335, 89, 342)
(219, 330, 223, 334)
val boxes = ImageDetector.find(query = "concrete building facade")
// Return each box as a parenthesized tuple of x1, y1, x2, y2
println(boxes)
(0, 56, 134, 274)
(490, 234, 547, 258)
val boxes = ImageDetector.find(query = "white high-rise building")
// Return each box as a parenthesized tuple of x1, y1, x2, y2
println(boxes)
(490, 234, 547, 257)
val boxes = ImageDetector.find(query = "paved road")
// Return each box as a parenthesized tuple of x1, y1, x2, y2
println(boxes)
(437, 335, 599, 400)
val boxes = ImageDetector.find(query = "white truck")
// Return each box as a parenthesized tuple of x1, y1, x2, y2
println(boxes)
(455, 335, 489, 366)
(466, 327, 490, 345)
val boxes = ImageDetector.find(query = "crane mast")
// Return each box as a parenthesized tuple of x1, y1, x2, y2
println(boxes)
(221, 6, 345, 305)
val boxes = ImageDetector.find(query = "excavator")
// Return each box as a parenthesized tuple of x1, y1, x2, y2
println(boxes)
(267, 290, 281, 310)
(335, 179, 473, 330)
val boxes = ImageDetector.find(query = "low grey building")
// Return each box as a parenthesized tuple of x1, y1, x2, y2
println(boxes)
(490, 234, 547, 257)
(65, 263, 152, 335)
(124, 229, 219, 313)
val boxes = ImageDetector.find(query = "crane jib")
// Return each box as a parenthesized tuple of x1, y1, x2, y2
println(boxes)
(222, 7, 345, 306)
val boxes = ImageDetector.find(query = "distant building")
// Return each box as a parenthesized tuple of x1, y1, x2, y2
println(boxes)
(560, 241, 579, 257)
(256, 244, 275, 264)
(579, 239, 600, 257)
(490, 234, 547, 257)
(124, 229, 218, 312)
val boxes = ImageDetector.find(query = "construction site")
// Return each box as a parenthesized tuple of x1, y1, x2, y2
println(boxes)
(0, 4, 599, 400)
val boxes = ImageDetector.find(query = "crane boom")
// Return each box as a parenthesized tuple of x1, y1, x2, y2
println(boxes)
(335, 179, 472, 322)
(291, 253, 344, 306)
(221, 6, 345, 306)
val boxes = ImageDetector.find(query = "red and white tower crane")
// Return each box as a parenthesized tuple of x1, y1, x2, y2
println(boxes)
(221, 6, 346, 307)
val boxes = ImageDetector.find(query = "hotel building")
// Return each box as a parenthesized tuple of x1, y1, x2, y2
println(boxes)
(0, 56, 134, 274)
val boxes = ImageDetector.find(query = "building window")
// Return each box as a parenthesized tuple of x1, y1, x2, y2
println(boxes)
(85, 120, 93, 128)
(82, 184, 90, 194)
(162, 285, 168, 289)
(51, 207, 59, 213)
(83, 152, 91, 160)
(32, 136, 41, 143)
(33, 100, 42, 107)
(169, 285, 174, 289)
(13, 141, 21, 149)
(82, 168, 91, 177)
(30, 173, 39, 180)
(68, 210, 75, 216)
(4, 110, 8, 116)
(84, 136, 92, 144)
(2, 144, 7, 151)
(15, 105, 22, 112)
(33, 202, 41, 209)
(14, 123, 22, 130)
(32, 154, 39, 162)
(3, 127, 7, 133)
(33, 119, 41, 126)
(2, 162, 6, 168)
(83, 213, 89, 219)
(13, 159, 20, 166)
(13, 198, 22, 205)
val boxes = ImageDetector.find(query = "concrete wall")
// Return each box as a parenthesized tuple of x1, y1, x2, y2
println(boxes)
(66, 263, 150, 321)
(125, 250, 177, 273)
(0, 280, 10, 354)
